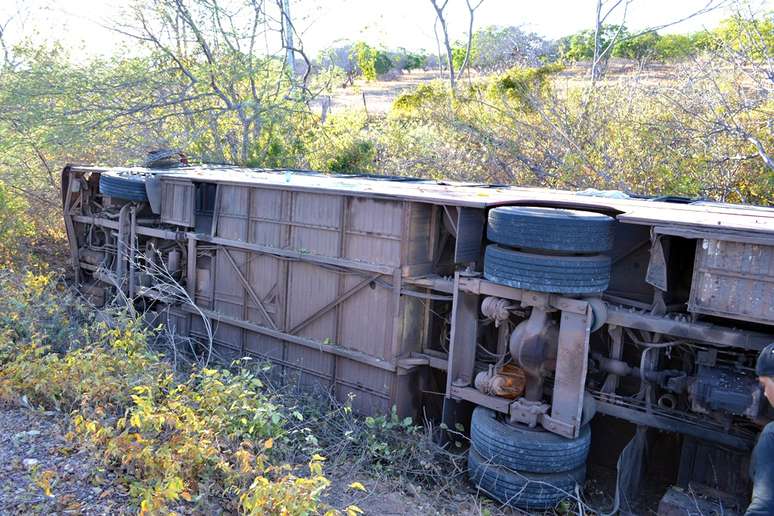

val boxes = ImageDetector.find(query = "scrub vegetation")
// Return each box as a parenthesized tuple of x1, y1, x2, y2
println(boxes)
(0, 3, 771, 266)
(0, 0, 771, 513)
(0, 271, 474, 514)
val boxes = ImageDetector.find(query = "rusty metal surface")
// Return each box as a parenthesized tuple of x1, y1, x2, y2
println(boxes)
(67, 164, 774, 235)
(61, 164, 774, 442)
(453, 207, 486, 264)
(689, 238, 774, 325)
(606, 305, 772, 351)
(446, 272, 480, 392)
(546, 305, 592, 439)
(152, 181, 438, 415)
(160, 180, 195, 226)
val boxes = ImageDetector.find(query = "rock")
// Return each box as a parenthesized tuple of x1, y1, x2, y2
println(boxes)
(23, 458, 39, 469)
(13, 429, 42, 440)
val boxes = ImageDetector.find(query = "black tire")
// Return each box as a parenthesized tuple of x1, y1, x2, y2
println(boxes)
(487, 206, 615, 254)
(99, 170, 150, 202)
(468, 447, 586, 510)
(484, 244, 611, 294)
(470, 407, 591, 474)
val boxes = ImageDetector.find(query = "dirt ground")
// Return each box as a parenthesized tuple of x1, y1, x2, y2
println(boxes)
(317, 60, 681, 116)
(321, 70, 442, 115)
(0, 405, 670, 515)
(0, 406, 492, 515)
(0, 406, 130, 515)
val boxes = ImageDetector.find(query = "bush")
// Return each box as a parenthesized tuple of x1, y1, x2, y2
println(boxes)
(353, 42, 393, 81)
(487, 63, 564, 109)
(614, 32, 661, 61)
(559, 25, 629, 61)
(713, 12, 774, 59)
(403, 53, 426, 72)
(373, 59, 773, 204)
(654, 34, 697, 60)
(305, 111, 376, 173)
(0, 183, 34, 267)
(0, 272, 339, 514)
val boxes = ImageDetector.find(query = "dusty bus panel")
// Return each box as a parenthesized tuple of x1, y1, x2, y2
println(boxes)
(62, 163, 774, 511)
(690, 238, 774, 325)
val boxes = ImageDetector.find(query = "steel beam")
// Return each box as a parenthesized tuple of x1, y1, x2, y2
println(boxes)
(545, 303, 592, 439)
(606, 306, 772, 351)
(446, 272, 480, 391)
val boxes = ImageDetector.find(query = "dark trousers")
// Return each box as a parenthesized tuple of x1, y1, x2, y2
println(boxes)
(747, 422, 774, 515)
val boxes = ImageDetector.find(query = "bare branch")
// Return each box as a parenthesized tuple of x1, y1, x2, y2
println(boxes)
(429, 0, 456, 90)
(456, 0, 485, 83)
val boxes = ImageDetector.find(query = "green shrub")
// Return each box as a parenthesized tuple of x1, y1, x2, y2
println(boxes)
(0, 183, 34, 267)
(353, 42, 393, 81)
(305, 111, 376, 173)
(486, 63, 564, 109)
(393, 81, 450, 115)
(0, 272, 337, 515)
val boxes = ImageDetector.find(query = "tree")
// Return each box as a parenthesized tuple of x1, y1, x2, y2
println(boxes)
(429, 0, 485, 91)
(713, 10, 774, 59)
(403, 52, 427, 72)
(352, 41, 392, 81)
(111, 0, 312, 164)
(587, 0, 725, 79)
(468, 26, 554, 72)
(654, 34, 697, 60)
(0, 0, 322, 239)
(318, 44, 358, 85)
(559, 25, 629, 62)
(614, 31, 661, 61)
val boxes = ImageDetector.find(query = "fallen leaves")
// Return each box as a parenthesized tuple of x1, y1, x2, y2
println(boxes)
(348, 481, 367, 492)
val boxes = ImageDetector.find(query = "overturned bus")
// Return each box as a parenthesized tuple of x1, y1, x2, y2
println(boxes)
(62, 163, 774, 511)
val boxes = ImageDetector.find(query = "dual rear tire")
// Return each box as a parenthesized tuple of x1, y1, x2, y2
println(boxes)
(483, 206, 616, 295)
(467, 407, 591, 509)
(474, 207, 606, 507)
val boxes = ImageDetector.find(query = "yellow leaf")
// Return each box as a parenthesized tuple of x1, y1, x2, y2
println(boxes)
(346, 505, 364, 516)
(348, 481, 366, 492)
(263, 438, 273, 450)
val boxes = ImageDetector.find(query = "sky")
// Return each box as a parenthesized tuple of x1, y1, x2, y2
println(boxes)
(1, 0, 772, 58)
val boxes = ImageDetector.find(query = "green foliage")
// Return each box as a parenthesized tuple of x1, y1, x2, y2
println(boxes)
(614, 32, 661, 60)
(557, 12, 773, 63)
(374, 52, 393, 76)
(403, 52, 426, 71)
(654, 34, 697, 60)
(361, 407, 421, 467)
(0, 272, 334, 514)
(559, 25, 629, 61)
(392, 81, 450, 115)
(487, 63, 564, 109)
(375, 57, 773, 204)
(305, 111, 376, 173)
(713, 12, 774, 58)
(352, 42, 392, 81)
(0, 184, 34, 266)
(452, 45, 468, 72)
